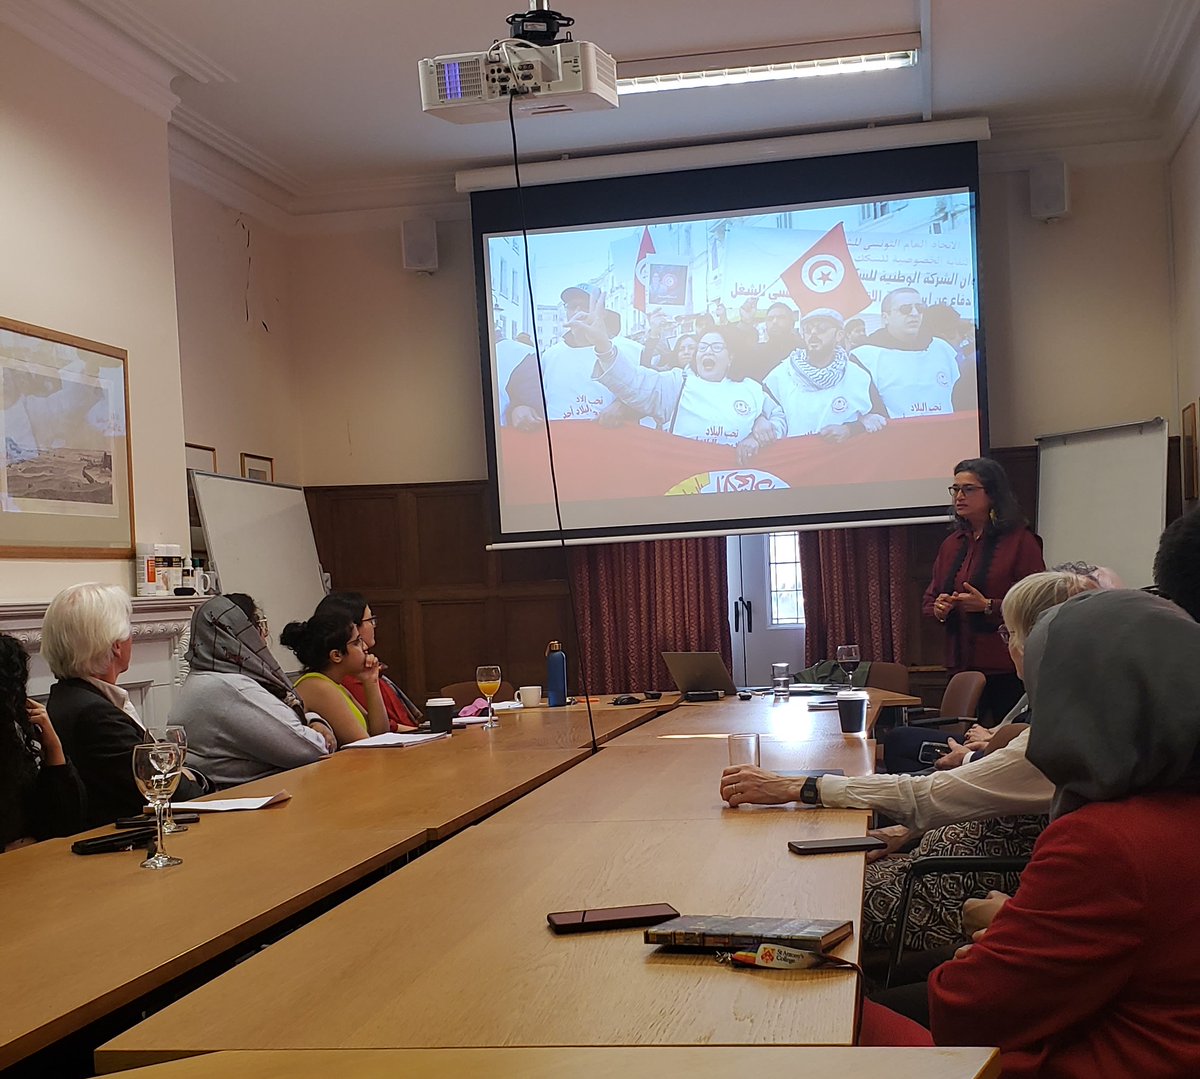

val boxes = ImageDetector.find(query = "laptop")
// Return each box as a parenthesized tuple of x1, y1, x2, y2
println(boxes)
(661, 651, 739, 696)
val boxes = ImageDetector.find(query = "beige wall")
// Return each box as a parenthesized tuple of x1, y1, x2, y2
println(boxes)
(287, 218, 488, 486)
(1171, 114, 1200, 415)
(979, 158, 1175, 447)
(171, 181, 303, 484)
(0, 28, 187, 601)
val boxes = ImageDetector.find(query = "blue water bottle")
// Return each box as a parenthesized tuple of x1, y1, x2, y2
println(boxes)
(546, 640, 567, 708)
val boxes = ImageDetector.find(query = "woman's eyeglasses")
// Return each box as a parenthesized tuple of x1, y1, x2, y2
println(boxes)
(359, 616, 378, 627)
(253, 616, 269, 635)
(948, 484, 983, 496)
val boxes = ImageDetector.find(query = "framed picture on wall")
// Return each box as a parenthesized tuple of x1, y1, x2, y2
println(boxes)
(240, 452, 274, 483)
(0, 316, 134, 558)
(1184, 403, 1198, 501)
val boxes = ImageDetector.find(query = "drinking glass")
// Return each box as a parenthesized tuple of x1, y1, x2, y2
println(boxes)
(771, 662, 791, 698)
(132, 742, 184, 869)
(476, 665, 502, 730)
(836, 644, 861, 687)
(157, 725, 189, 833)
(728, 732, 761, 767)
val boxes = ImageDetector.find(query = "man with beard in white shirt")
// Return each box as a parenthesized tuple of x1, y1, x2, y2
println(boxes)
(505, 284, 636, 429)
(763, 308, 888, 443)
(852, 287, 960, 418)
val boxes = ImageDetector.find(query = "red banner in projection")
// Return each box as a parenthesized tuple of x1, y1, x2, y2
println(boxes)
(499, 413, 979, 505)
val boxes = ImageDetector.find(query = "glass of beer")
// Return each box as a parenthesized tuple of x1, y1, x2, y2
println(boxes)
(477, 665, 502, 729)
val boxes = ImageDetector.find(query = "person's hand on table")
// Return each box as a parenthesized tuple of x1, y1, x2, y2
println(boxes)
(951, 581, 991, 613)
(934, 737, 972, 770)
(865, 824, 913, 863)
(720, 765, 800, 806)
(961, 890, 1010, 936)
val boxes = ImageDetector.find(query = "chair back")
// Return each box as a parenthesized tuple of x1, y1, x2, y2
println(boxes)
(440, 679, 517, 709)
(940, 671, 986, 718)
(863, 661, 910, 695)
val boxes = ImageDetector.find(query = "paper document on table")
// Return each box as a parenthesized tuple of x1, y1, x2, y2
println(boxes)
(343, 731, 451, 749)
(491, 700, 523, 711)
(176, 790, 292, 812)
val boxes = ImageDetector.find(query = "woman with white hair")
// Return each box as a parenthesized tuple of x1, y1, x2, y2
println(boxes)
(44, 583, 207, 828)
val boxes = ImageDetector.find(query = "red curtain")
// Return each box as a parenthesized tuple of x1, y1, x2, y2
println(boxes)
(569, 537, 733, 695)
(800, 527, 908, 667)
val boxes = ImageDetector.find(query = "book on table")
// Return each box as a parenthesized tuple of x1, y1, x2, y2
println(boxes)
(644, 915, 853, 952)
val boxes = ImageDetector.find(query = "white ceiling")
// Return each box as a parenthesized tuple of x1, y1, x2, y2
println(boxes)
(53, 0, 1200, 204)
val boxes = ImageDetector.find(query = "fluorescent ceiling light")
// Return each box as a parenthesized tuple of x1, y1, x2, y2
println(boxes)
(616, 32, 919, 97)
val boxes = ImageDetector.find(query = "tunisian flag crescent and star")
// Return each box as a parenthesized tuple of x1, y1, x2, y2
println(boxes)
(779, 222, 871, 318)
(632, 226, 656, 313)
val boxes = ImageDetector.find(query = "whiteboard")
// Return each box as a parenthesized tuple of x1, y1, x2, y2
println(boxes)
(1036, 419, 1167, 589)
(191, 471, 327, 666)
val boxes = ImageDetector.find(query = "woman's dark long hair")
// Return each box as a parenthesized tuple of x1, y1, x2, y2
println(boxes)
(940, 457, 1027, 603)
(0, 634, 37, 824)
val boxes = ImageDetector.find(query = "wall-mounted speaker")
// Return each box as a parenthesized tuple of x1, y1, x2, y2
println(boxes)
(1029, 159, 1070, 221)
(402, 216, 438, 272)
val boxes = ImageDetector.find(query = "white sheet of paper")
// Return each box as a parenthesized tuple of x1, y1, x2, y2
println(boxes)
(342, 731, 451, 749)
(175, 790, 292, 812)
(492, 700, 523, 711)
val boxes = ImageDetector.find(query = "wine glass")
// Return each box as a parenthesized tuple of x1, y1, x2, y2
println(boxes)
(476, 665, 502, 730)
(157, 725, 189, 834)
(132, 742, 184, 870)
(836, 644, 861, 687)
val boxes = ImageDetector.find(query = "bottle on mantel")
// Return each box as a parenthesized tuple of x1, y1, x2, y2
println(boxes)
(546, 640, 567, 708)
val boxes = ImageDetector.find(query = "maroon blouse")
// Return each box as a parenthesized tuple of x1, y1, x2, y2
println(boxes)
(921, 525, 1045, 673)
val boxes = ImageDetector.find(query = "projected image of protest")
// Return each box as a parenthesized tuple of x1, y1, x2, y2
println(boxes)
(483, 188, 981, 532)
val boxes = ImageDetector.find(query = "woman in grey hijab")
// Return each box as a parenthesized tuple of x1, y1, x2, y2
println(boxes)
(169, 596, 335, 789)
(923, 589, 1200, 1079)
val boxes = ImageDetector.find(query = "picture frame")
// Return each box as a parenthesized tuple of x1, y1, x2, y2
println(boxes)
(185, 443, 217, 474)
(1184, 402, 1198, 501)
(240, 452, 275, 483)
(0, 317, 134, 558)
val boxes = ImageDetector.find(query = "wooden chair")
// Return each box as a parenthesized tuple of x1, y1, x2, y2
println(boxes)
(904, 670, 986, 728)
(863, 661, 910, 695)
(439, 680, 517, 709)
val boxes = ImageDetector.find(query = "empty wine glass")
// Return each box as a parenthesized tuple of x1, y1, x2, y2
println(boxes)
(157, 725, 189, 834)
(836, 644, 861, 687)
(132, 742, 184, 870)
(476, 665, 502, 730)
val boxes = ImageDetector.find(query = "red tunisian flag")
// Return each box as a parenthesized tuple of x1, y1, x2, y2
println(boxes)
(779, 222, 870, 318)
(632, 226, 656, 312)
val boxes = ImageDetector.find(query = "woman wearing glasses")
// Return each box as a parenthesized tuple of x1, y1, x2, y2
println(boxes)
(922, 457, 1045, 724)
(280, 607, 388, 746)
(315, 592, 421, 731)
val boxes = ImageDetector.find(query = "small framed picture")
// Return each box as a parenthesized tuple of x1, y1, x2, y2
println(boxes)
(240, 452, 275, 483)
(185, 443, 217, 473)
(1184, 403, 1198, 501)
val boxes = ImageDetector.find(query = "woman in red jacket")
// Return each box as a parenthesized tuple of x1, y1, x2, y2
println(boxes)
(922, 457, 1044, 723)
(926, 587, 1200, 1079)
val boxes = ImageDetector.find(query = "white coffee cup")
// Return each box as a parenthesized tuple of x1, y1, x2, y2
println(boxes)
(518, 685, 542, 707)
(194, 570, 217, 597)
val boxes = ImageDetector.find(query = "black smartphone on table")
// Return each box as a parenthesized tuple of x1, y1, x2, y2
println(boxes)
(917, 742, 953, 764)
(72, 828, 157, 855)
(547, 903, 680, 934)
(788, 836, 888, 856)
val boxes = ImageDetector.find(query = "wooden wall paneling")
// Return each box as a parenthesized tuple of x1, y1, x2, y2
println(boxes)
(307, 489, 404, 588)
(989, 445, 1039, 528)
(419, 599, 490, 697)
(414, 488, 489, 586)
(499, 546, 567, 585)
(499, 595, 574, 691)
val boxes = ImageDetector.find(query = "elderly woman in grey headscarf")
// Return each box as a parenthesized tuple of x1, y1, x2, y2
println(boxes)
(922, 588, 1200, 1079)
(169, 595, 334, 789)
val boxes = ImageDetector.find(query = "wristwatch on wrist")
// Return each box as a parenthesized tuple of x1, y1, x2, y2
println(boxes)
(799, 776, 821, 805)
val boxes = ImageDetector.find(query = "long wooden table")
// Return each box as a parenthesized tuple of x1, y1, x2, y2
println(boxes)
(1, 702, 664, 1070)
(96, 697, 883, 1071)
(104, 1046, 1002, 1079)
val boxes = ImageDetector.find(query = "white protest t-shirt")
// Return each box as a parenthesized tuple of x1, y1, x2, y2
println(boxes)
(670, 375, 764, 446)
(764, 359, 875, 437)
(852, 336, 959, 418)
(538, 339, 620, 421)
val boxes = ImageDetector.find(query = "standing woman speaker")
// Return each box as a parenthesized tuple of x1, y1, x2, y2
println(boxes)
(923, 457, 1045, 723)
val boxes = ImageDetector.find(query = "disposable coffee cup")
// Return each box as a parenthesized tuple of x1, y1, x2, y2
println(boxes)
(425, 697, 456, 734)
(518, 685, 542, 707)
(836, 690, 869, 736)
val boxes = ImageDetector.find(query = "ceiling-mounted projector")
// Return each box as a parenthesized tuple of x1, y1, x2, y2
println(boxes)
(419, 2, 617, 124)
